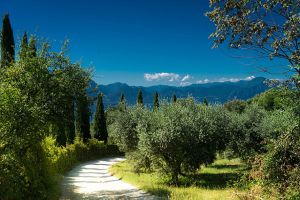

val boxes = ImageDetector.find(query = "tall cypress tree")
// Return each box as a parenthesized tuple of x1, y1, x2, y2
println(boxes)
(119, 93, 125, 104)
(28, 37, 37, 58)
(203, 97, 209, 106)
(56, 124, 67, 146)
(172, 94, 177, 103)
(153, 91, 159, 111)
(19, 32, 28, 60)
(119, 93, 126, 110)
(137, 89, 143, 106)
(66, 101, 75, 144)
(1, 14, 15, 67)
(76, 94, 91, 143)
(94, 93, 108, 144)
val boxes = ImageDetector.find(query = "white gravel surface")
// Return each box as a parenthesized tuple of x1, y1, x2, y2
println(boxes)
(60, 157, 160, 200)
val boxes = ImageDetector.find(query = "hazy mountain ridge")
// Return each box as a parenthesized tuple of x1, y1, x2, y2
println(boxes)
(89, 77, 270, 108)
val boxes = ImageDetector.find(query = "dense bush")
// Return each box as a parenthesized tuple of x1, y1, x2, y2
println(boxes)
(226, 104, 267, 161)
(251, 88, 295, 111)
(108, 106, 147, 152)
(42, 136, 121, 175)
(229, 104, 300, 199)
(0, 38, 93, 199)
(109, 98, 230, 185)
(224, 99, 247, 113)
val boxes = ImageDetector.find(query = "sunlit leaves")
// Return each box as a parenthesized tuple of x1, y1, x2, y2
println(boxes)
(207, 0, 300, 73)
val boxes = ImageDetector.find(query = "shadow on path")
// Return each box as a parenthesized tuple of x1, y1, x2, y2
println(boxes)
(60, 157, 161, 200)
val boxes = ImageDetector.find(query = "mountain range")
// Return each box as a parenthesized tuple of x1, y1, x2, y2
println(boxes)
(89, 77, 270, 108)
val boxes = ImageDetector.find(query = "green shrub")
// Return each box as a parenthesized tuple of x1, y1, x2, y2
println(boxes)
(108, 106, 148, 152)
(118, 98, 231, 185)
(262, 125, 300, 199)
(224, 99, 247, 113)
(226, 104, 267, 161)
(42, 136, 121, 175)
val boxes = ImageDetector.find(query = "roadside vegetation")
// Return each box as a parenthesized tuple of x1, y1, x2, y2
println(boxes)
(0, 14, 120, 199)
(110, 158, 246, 200)
(0, 0, 299, 199)
(107, 90, 299, 199)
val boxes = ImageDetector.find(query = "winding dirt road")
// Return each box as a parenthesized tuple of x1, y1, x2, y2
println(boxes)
(60, 157, 159, 200)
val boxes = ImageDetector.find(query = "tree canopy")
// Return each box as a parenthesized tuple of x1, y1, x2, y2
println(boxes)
(207, 0, 300, 79)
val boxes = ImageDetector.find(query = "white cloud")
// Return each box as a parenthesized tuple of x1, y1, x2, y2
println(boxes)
(218, 77, 240, 82)
(144, 73, 256, 86)
(218, 76, 255, 82)
(181, 75, 190, 82)
(196, 79, 210, 84)
(196, 76, 255, 84)
(180, 82, 192, 87)
(144, 73, 180, 82)
(245, 76, 255, 80)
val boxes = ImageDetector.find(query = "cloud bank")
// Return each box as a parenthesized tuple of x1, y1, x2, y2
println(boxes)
(144, 72, 256, 86)
(196, 76, 255, 84)
(144, 73, 180, 82)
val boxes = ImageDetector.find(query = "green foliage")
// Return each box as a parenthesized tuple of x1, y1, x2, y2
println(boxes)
(203, 97, 208, 106)
(19, 32, 28, 60)
(137, 89, 143, 106)
(108, 106, 146, 152)
(65, 101, 75, 144)
(137, 99, 230, 184)
(226, 98, 300, 199)
(262, 126, 300, 199)
(93, 93, 108, 143)
(76, 93, 91, 143)
(0, 33, 91, 198)
(259, 109, 298, 140)
(172, 94, 177, 103)
(153, 91, 159, 111)
(246, 109, 300, 199)
(1, 14, 15, 67)
(251, 88, 294, 111)
(42, 136, 121, 175)
(109, 98, 230, 185)
(110, 158, 246, 200)
(224, 99, 247, 113)
(207, 0, 300, 74)
(119, 93, 126, 110)
(28, 37, 37, 58)
(226, 104, 267, 160)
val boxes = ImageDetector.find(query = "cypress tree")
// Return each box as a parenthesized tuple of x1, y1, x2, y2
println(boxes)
(172, 94, 177, 103)
(28, 37, 37, 58)
(119, 93, 125, 103)
(1, 14, 15, 67)
(137, 89, 143, 106)
(94, 93, 108, 144)
(119, 93, 126, 110)
(203, 97, 209, 106)
(56, 124, 67, 146)
(66, 101, 75, 144)
(19, 32, 28, 60)
(153, 91, 159, 111)
(76, 94, 91, 143)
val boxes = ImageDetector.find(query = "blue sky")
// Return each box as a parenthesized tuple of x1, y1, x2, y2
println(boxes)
(1, 0, 288, 86)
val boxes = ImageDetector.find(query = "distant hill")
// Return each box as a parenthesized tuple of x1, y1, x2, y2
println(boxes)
(89, 77, 270, 109)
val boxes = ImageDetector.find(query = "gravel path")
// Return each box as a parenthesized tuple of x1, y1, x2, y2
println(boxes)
(60, 157, 159, 200)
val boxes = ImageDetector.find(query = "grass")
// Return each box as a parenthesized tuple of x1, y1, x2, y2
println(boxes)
(109, 158, 247, 200)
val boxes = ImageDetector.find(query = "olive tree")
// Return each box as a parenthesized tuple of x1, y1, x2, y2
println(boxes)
(137, 98, 230, 185)
(227, 104, 267, 160)
(207, 0, 300, 84)
(108, 106, 148, 152)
